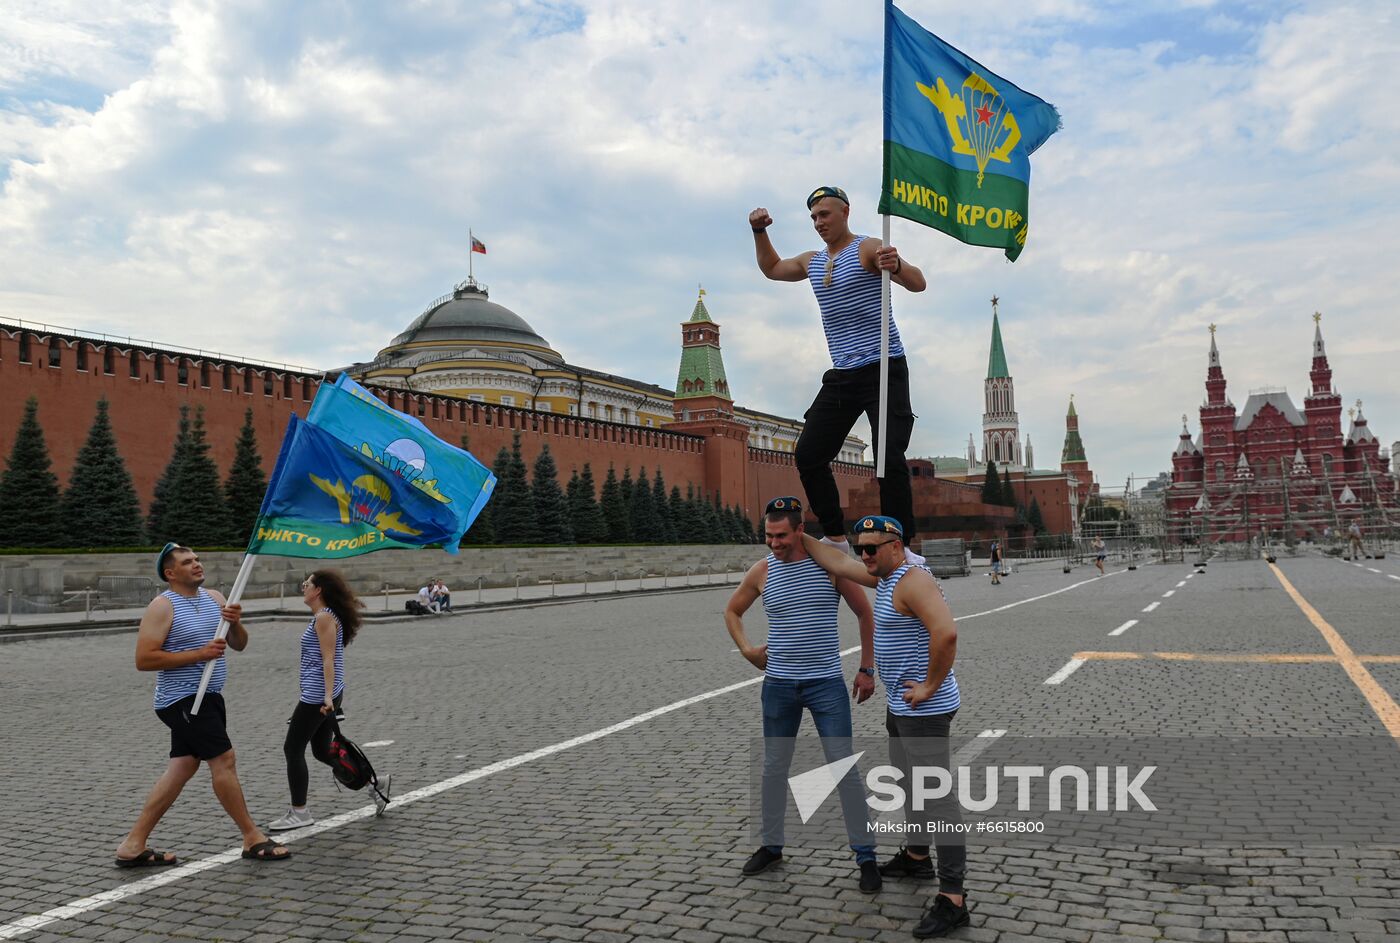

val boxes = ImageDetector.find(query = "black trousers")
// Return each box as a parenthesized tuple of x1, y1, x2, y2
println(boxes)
(284, 693, 343, 807)
(794, 356, 915, 541)
(886, 709, 967, 896)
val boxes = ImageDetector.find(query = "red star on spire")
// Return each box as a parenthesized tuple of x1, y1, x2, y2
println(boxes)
(975, 103, 995, 125)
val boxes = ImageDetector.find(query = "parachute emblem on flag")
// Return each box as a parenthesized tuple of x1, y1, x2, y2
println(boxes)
(916, 74, 1022, 188)
(310, 472, 424, 538)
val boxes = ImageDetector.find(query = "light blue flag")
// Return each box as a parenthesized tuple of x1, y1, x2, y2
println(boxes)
(306, 374, 495, 538)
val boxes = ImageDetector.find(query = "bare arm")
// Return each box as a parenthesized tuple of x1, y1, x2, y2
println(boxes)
(314, 611, 338, 709)
(801, 533, 877, 587)
(134, 596, 225, 671)
(836, 576, 876, 704)
(724, 559, 769, 671)
(749, 207, 814, 282)
(894, 569, 957, 707)
(205, 589, 247, 652)
(861, 238, 927, 293)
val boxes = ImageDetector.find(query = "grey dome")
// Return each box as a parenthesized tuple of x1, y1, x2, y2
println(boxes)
(387, 282, 562, 361)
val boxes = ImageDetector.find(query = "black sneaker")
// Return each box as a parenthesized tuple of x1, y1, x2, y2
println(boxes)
(741, 847, 782, 876)
(912, 894, 970, 939)
(880, 847, 935, 878)
(858, 860, 883, 894)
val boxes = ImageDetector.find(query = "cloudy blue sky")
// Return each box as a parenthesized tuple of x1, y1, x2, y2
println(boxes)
(2, 0, 1397, 490)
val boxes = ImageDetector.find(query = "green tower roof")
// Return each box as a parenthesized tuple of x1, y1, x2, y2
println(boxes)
(987, 310, 1009, 378)
(689, 295, 714, 323)
(675, 291, 731, 401)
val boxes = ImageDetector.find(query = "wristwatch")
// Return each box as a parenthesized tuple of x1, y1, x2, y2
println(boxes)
(857, 667, 875, 677)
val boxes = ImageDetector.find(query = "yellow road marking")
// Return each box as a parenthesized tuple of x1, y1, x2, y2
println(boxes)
(1268, 563, 1400, 740)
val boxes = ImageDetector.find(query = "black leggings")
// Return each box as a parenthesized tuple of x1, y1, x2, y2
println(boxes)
(284, 693, 342, 807)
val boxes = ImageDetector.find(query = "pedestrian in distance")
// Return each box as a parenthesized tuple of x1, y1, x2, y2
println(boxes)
(989, 540, 1003, 585)
(749, 187, 927, 563)
(803, 518, 971, 939)
(1347, 520, 1366, 560)
(114, 543, 290, 867)
(268, 569, 390, 831)
(724, 496, 882, 893)
(417, 581, 440, 614)
(1093, 536, 1106, 575)
(432, 578, 452, 613)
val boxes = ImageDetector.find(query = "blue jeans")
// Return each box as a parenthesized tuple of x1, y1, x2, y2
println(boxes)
(760, 676, 875, 863)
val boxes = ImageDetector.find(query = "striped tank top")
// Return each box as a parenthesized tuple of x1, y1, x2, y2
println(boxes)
(761, 554, 843, 680)
(875, 564, 960, 716)
(299, 608, 345, 704)
(153, 589, 225, 710)
(807, 235, 905, 369)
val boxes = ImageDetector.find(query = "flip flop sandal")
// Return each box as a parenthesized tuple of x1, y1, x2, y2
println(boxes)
(115, 849, 177, 869)
(241, 840, 291, 862)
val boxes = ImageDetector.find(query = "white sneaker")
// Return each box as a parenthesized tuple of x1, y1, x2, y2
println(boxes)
(267, 807, 314, 831)
(904, 548, 927, 566)
(372, 775, 392, 817)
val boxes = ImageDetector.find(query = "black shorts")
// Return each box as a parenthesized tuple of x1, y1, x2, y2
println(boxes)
(155, 692, 233, 760)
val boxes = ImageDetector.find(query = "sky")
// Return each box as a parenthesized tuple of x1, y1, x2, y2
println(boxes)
(2, 0, 1397, 492)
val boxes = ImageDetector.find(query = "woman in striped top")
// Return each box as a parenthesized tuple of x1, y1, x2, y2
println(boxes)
(268, 569, 379, 831)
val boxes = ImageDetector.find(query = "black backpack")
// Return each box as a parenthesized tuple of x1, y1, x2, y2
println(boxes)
(327, 718, 390, 807)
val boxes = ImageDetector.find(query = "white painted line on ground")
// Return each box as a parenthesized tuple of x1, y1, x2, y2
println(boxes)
(1367, 568, 1381, 574)
(1389, 575, 1400, 582)
(1043, 658, 1085, 685)
(1142, 601, 1160, 613)
(1109, 619, 1138, 637)
(2, 569, 1118, 941)
(952, 729, 1008, 765)
(1162, 590, 1175, 598)
(1175, 581, 1187, 588)
(363, 740, 394, 748)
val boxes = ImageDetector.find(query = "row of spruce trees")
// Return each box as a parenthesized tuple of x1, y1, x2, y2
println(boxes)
(980, 459, 1048, 536)
(468, 432, 757, 545)
(0, 397, 269, 549)
(0, 398, 758, 549)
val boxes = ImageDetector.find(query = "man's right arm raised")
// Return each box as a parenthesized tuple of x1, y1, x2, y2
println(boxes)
(749, 207, 811, 282)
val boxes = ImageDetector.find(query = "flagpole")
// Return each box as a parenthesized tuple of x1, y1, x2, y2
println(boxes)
(876, 214, 891, 478)
(469, 229, 474, 282)
(190, 552, 259, 715)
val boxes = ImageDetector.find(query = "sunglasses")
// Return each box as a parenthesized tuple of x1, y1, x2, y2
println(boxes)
(856, 541, 895, 556)
(300, 577, 315, 591)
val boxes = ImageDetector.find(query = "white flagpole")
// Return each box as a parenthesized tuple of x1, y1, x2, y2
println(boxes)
(876, 214, 891, 478)
(190, 552, 258, 715)
(469, 228, 474, 281)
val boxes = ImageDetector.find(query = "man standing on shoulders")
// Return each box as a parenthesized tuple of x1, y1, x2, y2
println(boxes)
(804, 518, 970, 939)
(749, 187, 927, 563)
(114, 543, 290, 867)
(724, 497, 881, 892)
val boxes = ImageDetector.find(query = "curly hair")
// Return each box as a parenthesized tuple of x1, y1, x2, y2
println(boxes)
(307, 569, 364, 644)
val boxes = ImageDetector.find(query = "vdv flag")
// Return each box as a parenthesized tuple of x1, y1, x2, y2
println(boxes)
(248, 415, 472, 558)
(307, 373, 495, 536)
(878, 2, 1060, 261)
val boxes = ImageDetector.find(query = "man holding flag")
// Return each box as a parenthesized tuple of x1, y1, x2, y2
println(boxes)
(749, 187, 925, 556)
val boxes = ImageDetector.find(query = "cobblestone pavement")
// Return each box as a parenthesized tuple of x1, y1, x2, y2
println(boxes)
(2, 555, 1397, 941)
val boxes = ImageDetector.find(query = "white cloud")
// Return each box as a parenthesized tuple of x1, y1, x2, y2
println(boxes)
(0, 0, 1396, 490)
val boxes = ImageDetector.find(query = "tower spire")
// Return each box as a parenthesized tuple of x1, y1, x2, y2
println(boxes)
(986, 297, 1009, 378)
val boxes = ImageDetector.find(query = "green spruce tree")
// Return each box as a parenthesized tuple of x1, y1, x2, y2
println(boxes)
(225, 408, 267, 546)
(669, 486, 687, 543)
(630, 467, 662, 542)
(61, 397, 143, 547)
(148, 405, 193, 543)
(0, 397, 63, 547)
(600, 465, 628, 542)
(618, 468, 636, 540)
(531, 444, 573, 544)
(490, 433, 538, 543)
(981, 461, 1003, 507)
(568, 463, 607, 543)
(160, 407, 233, 546)
(652, 469, 677, 544)
(1001, 471, 1018, 508)
(1027, 496, 1046, 535)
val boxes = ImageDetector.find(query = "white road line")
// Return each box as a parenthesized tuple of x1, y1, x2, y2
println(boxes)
(363, 740, 394, 748)
(1389, 575, 1400, 582)
(1142, 601, 1160, 613)
(1043, 658, 1085, 685)
(952, 729, 1008, 765)
(1367, 568, 1381, 574)
(1162, 590, 1175, 598)
(1175, 581, 1187, 588)
(2, 572, 1117, 941)
(1109, 619, 1138, 637)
